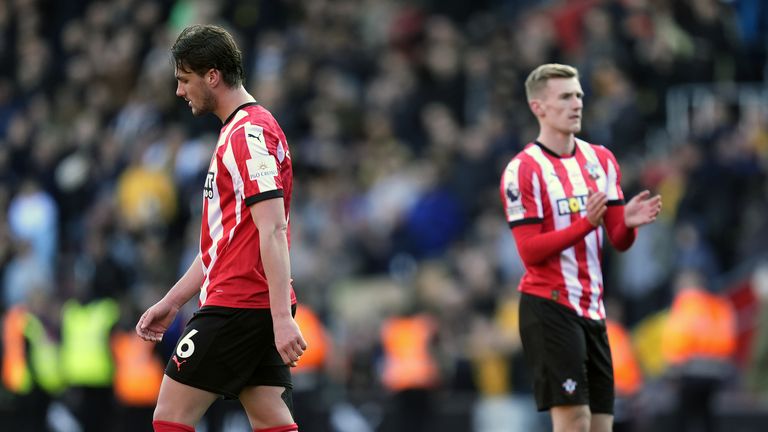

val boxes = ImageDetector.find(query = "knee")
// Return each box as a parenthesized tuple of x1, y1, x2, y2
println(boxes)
(153, 400, 174, 422)
(153, 399, 192, 424)
(567, 411, 591, 432)
(553, 406, 591, 432)
(571, 412, 591, 432)
(240, 386, 295, 428)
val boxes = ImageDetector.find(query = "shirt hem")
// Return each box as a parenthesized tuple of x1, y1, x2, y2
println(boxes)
(201, 298, 297, 309)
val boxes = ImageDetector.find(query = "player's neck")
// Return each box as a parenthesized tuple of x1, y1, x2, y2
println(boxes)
(536, 130, 575, 156)
(214, 86, 257, 123)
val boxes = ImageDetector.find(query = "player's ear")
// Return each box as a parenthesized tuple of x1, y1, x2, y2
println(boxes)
(206, 68, 220, 87)
(529, 99, 544, 117)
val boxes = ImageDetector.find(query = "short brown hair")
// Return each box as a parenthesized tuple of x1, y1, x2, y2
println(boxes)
(172, 25, 245, 88)
(524, 64, 579, 102)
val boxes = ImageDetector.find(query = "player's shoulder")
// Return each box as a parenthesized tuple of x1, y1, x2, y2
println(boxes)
(225, 104, 272, 128)
(243, 103, 272, 119)
(576, 138, 615, 158)
(504, 143, 541, 170)
(229, 105, 282, 138)
(247, 105, 288, 136)
(576, 139, 620, 167)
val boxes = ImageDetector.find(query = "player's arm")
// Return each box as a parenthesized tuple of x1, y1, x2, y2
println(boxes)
(603, 204, 635, 251)
(511, 191, 608, 266)
(165, 254, 205, 306)
(250, 198, 307, 367)
(136, 254, 204, 342)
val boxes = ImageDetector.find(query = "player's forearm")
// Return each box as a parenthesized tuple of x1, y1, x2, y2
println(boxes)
(164, 254, 204, 308)
(512, 217, 596, 265)
(260, 226, 293, 318)
(604, 205, 636, 251)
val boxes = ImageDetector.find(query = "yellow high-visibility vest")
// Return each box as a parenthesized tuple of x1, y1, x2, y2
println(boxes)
(25, 314, 64, 394)
(60, 299, 119, 387)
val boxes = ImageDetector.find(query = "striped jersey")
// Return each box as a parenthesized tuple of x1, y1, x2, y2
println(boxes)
(500, 139, 625, 319)
(198, 102, 296, 309)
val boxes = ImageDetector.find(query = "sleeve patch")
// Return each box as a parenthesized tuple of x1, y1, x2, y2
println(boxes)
(503, 160, 526, 221)
(246, 156, 278, 181)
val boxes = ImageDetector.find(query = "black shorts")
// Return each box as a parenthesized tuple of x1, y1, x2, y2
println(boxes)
(165, 305, 295, 399)
(519, 293, 614, 414)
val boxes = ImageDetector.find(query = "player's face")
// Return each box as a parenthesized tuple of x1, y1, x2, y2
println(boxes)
(175, 67, 216, 116)
(535, 77, 583, 135)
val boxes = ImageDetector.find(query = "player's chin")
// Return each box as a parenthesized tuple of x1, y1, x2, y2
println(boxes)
(191, 106, 210, 117)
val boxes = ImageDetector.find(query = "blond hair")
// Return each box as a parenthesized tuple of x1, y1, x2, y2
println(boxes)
(524, 63, 579, 102)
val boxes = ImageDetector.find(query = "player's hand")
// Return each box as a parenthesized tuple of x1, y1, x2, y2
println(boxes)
(273, 315, 307, 367)
(586, 189, 608, 226)
(136, 300, 179, 343)
(624, 190, 662, 228)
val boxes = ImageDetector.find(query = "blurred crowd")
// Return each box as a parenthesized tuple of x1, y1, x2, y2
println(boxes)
(1, 0, 768, 431)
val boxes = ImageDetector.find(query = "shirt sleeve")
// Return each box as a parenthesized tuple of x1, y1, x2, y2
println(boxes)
(511, 217, 596, 266)
(229, 122, 284, 206)
(500, 158, 543, 228)
(604, 203, 636, 251)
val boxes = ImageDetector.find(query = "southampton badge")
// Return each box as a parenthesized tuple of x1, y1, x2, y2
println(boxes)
(562, 378, 577, 395)
(584, 162, 601, 181)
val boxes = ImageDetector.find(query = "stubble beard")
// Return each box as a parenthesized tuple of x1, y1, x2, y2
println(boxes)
(193, 89, 217, 116)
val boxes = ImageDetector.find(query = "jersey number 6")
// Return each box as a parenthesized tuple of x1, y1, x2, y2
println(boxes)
(177, 329, 199, 359)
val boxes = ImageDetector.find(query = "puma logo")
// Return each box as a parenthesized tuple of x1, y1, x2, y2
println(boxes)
(171, 355, 187, 371)
(247, 133, 264, 144)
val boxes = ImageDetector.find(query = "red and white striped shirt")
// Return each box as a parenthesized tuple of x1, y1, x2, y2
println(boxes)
(500, 139, 626, 320)
(198, 103, 296, 309)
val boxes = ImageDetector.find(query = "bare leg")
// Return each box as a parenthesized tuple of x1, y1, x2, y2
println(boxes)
(153, 375, 219, 426)
(239, 385, 296, 430)
(590, 413, 613, 432)
(551, 405, 591, 432)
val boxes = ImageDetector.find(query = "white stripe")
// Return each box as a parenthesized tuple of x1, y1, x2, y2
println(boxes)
(595, 216, 605, 318)
(526, 146, 583, 316)
(561, 158, 588, 199)
(584, 229, 603, 319)
(220, 140, 243, 264)
(605, 158, 620, 201)
(531, 172, 543, 217)
(222, 135, 243, 227)
(199, 112, 248, 305)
